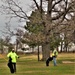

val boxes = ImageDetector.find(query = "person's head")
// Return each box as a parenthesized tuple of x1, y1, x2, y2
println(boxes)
(12, 49, 15, 52)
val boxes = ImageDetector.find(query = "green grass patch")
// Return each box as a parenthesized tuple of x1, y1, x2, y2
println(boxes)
(0, 53, 75, 75)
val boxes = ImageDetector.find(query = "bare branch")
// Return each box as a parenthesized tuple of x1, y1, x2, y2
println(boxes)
(33, 0, 40, 10)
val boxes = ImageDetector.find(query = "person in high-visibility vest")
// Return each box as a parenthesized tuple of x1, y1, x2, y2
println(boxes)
(52, 48, 58, 66)
(7, 49, 19, 73)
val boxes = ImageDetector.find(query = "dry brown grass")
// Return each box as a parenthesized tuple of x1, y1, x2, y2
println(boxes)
(58, 53, 75, 58)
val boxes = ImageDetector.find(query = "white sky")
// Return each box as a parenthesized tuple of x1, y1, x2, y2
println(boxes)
(0, 0, 34, 44)
(0, 0, 33, 38)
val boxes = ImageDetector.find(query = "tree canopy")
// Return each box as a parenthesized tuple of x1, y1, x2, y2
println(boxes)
(0, 0, 75, 60)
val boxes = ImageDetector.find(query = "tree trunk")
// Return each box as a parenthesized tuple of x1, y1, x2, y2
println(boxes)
(1, 44, 4, 54)
(60, 41, 63, 52)
(37, 45, 40, 61)
(42, 43, 50, 61)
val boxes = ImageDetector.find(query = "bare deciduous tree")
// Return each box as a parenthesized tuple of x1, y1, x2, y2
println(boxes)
(0, 0, 75, 60)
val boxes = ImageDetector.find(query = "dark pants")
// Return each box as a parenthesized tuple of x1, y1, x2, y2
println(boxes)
(12, 63, 16, 72)
(46, 57, 53, 66)
(7, 62, 16, 73)
(7, 62, 14, 73)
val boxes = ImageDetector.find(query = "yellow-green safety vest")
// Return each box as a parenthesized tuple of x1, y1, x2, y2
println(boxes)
(52, 49, 58, 57)
(7, 51, 19, 63)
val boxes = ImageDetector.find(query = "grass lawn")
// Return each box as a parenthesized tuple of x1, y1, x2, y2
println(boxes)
(0, 53, 75, 75)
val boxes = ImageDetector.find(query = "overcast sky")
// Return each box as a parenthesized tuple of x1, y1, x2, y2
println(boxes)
(0, 0, 33, 38)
